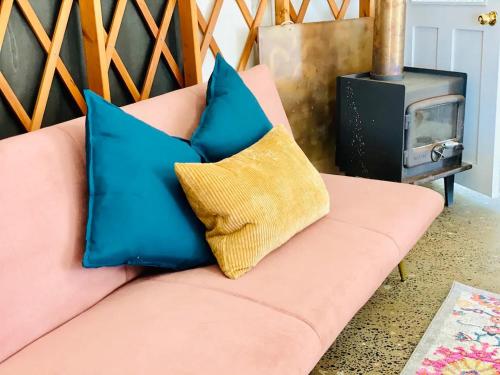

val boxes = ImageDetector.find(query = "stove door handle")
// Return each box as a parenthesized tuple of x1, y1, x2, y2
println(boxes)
(443, 141, 464, 151)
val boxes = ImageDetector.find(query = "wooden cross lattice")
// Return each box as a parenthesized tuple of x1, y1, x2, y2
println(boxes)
(80, 0, 183, 102)
(195, 0, 269, 72)
(0, 0, 85, 132)
(192, 0, 360, 80)
(289, 0, 352, 23)
(0, 0, 374, 131)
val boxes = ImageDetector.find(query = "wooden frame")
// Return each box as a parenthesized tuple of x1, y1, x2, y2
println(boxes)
(275, 0, 290, 24)
(179, 0, 202, 85)
(80, 0, 110, 100)
(276, 0, 375, 24)
(0, 0, 85, 131)
(80, 0, 184, 102)
(359, 0, 376, 17)
(174, 0, 272, 85)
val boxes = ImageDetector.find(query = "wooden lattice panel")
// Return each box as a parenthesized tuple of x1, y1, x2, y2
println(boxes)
(0, 0, 373, 131)
(80, 0, 183, 101)
(0, 0, 85, 131)
(192, 0, 360, 81)
(288, 0, 352, 23)
(195, 0, 269, 72)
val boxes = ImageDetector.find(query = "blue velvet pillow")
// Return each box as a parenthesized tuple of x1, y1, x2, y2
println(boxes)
(83, 90, 214, 269)
(190, 54, 273, 162)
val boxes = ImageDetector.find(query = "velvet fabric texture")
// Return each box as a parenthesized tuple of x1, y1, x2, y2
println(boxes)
(0, 65, 291, 364)
(175, 126, 330, 279)
(0, 64, 445, 373)
(190, 54, 272, 162)
(83, 90, 213, 269)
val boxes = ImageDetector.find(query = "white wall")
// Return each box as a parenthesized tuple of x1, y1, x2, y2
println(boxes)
(198, 0, 360, 80)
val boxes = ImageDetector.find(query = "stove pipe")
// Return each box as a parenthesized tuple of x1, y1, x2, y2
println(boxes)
(370, 0, 406, 81)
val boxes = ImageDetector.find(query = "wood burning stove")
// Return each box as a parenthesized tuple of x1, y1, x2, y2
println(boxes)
(336, 67, 472, 206)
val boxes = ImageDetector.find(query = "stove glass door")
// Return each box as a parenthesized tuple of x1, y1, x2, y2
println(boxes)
(405, 95, 465, 167)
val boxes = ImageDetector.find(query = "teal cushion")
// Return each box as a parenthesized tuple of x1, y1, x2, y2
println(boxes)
(83, 90, 214, 269)
(190, 54, 272, 162)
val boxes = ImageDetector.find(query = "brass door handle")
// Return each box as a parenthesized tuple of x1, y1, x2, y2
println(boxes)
(478, 11, 497, 26)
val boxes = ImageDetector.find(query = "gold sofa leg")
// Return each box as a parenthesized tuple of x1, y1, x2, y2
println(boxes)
(398, 261, 408, 282)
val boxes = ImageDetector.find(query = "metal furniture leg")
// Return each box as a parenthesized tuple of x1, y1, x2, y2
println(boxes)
(398, 260, 408, 282)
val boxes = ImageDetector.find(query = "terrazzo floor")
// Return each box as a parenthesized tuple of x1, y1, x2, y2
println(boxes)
(311, 182, 500, 375)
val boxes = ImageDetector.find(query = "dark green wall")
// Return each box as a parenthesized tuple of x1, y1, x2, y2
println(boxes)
(0, 0, 182, 140)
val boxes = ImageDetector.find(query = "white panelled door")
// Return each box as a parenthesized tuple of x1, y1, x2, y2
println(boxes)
(405, 0, 500, 197)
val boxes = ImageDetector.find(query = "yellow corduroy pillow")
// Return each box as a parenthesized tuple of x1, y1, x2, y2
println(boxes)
(175, 125, 330, 279)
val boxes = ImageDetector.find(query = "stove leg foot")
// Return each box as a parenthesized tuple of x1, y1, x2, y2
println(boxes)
(398, 260, 408, 282)
(444, 175, 455, 207)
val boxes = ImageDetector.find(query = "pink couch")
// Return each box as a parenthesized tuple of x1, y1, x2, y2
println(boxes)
(0, 65, 443, 374)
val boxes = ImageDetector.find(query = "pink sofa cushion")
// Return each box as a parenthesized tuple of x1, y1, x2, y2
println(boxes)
(322, 174, 444, 255)
(0, 126, 135, 363)
(0, 170, 443, 372)
(164, 218, 399, 351)
(143, 174, 444, 350)
(0, 174, 443, 374)
(0, 64, 290, 363)
(0, 280, 321, 375)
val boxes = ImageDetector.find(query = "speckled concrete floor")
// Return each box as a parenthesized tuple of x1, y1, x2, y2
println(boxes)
(311, 182, 500, 375)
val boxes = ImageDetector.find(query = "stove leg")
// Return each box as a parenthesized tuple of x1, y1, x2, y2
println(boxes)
(398, 261, 408, 282)
(444, 175, 455, 207)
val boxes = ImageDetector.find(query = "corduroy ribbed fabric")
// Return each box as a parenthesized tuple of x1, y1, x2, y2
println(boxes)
(175, 126, 330, 279)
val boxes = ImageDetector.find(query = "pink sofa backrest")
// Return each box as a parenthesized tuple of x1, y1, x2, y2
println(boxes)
(0, 65, 290, 363)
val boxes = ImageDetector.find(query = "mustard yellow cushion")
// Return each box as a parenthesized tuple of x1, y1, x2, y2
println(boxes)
(174, 126, 330, 279)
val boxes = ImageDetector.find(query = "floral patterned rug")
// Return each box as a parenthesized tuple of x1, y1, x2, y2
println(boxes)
(401, 282, 500, 375)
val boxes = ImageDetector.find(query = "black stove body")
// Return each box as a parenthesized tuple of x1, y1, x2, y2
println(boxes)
(336, 67, 469, 204)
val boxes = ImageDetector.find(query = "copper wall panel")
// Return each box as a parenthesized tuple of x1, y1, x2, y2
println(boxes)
(258, 18, 373, 173)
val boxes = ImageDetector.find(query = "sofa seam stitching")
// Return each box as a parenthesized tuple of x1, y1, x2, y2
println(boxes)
(323, 216, 403, 256)
(144, 278, 324, 347)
